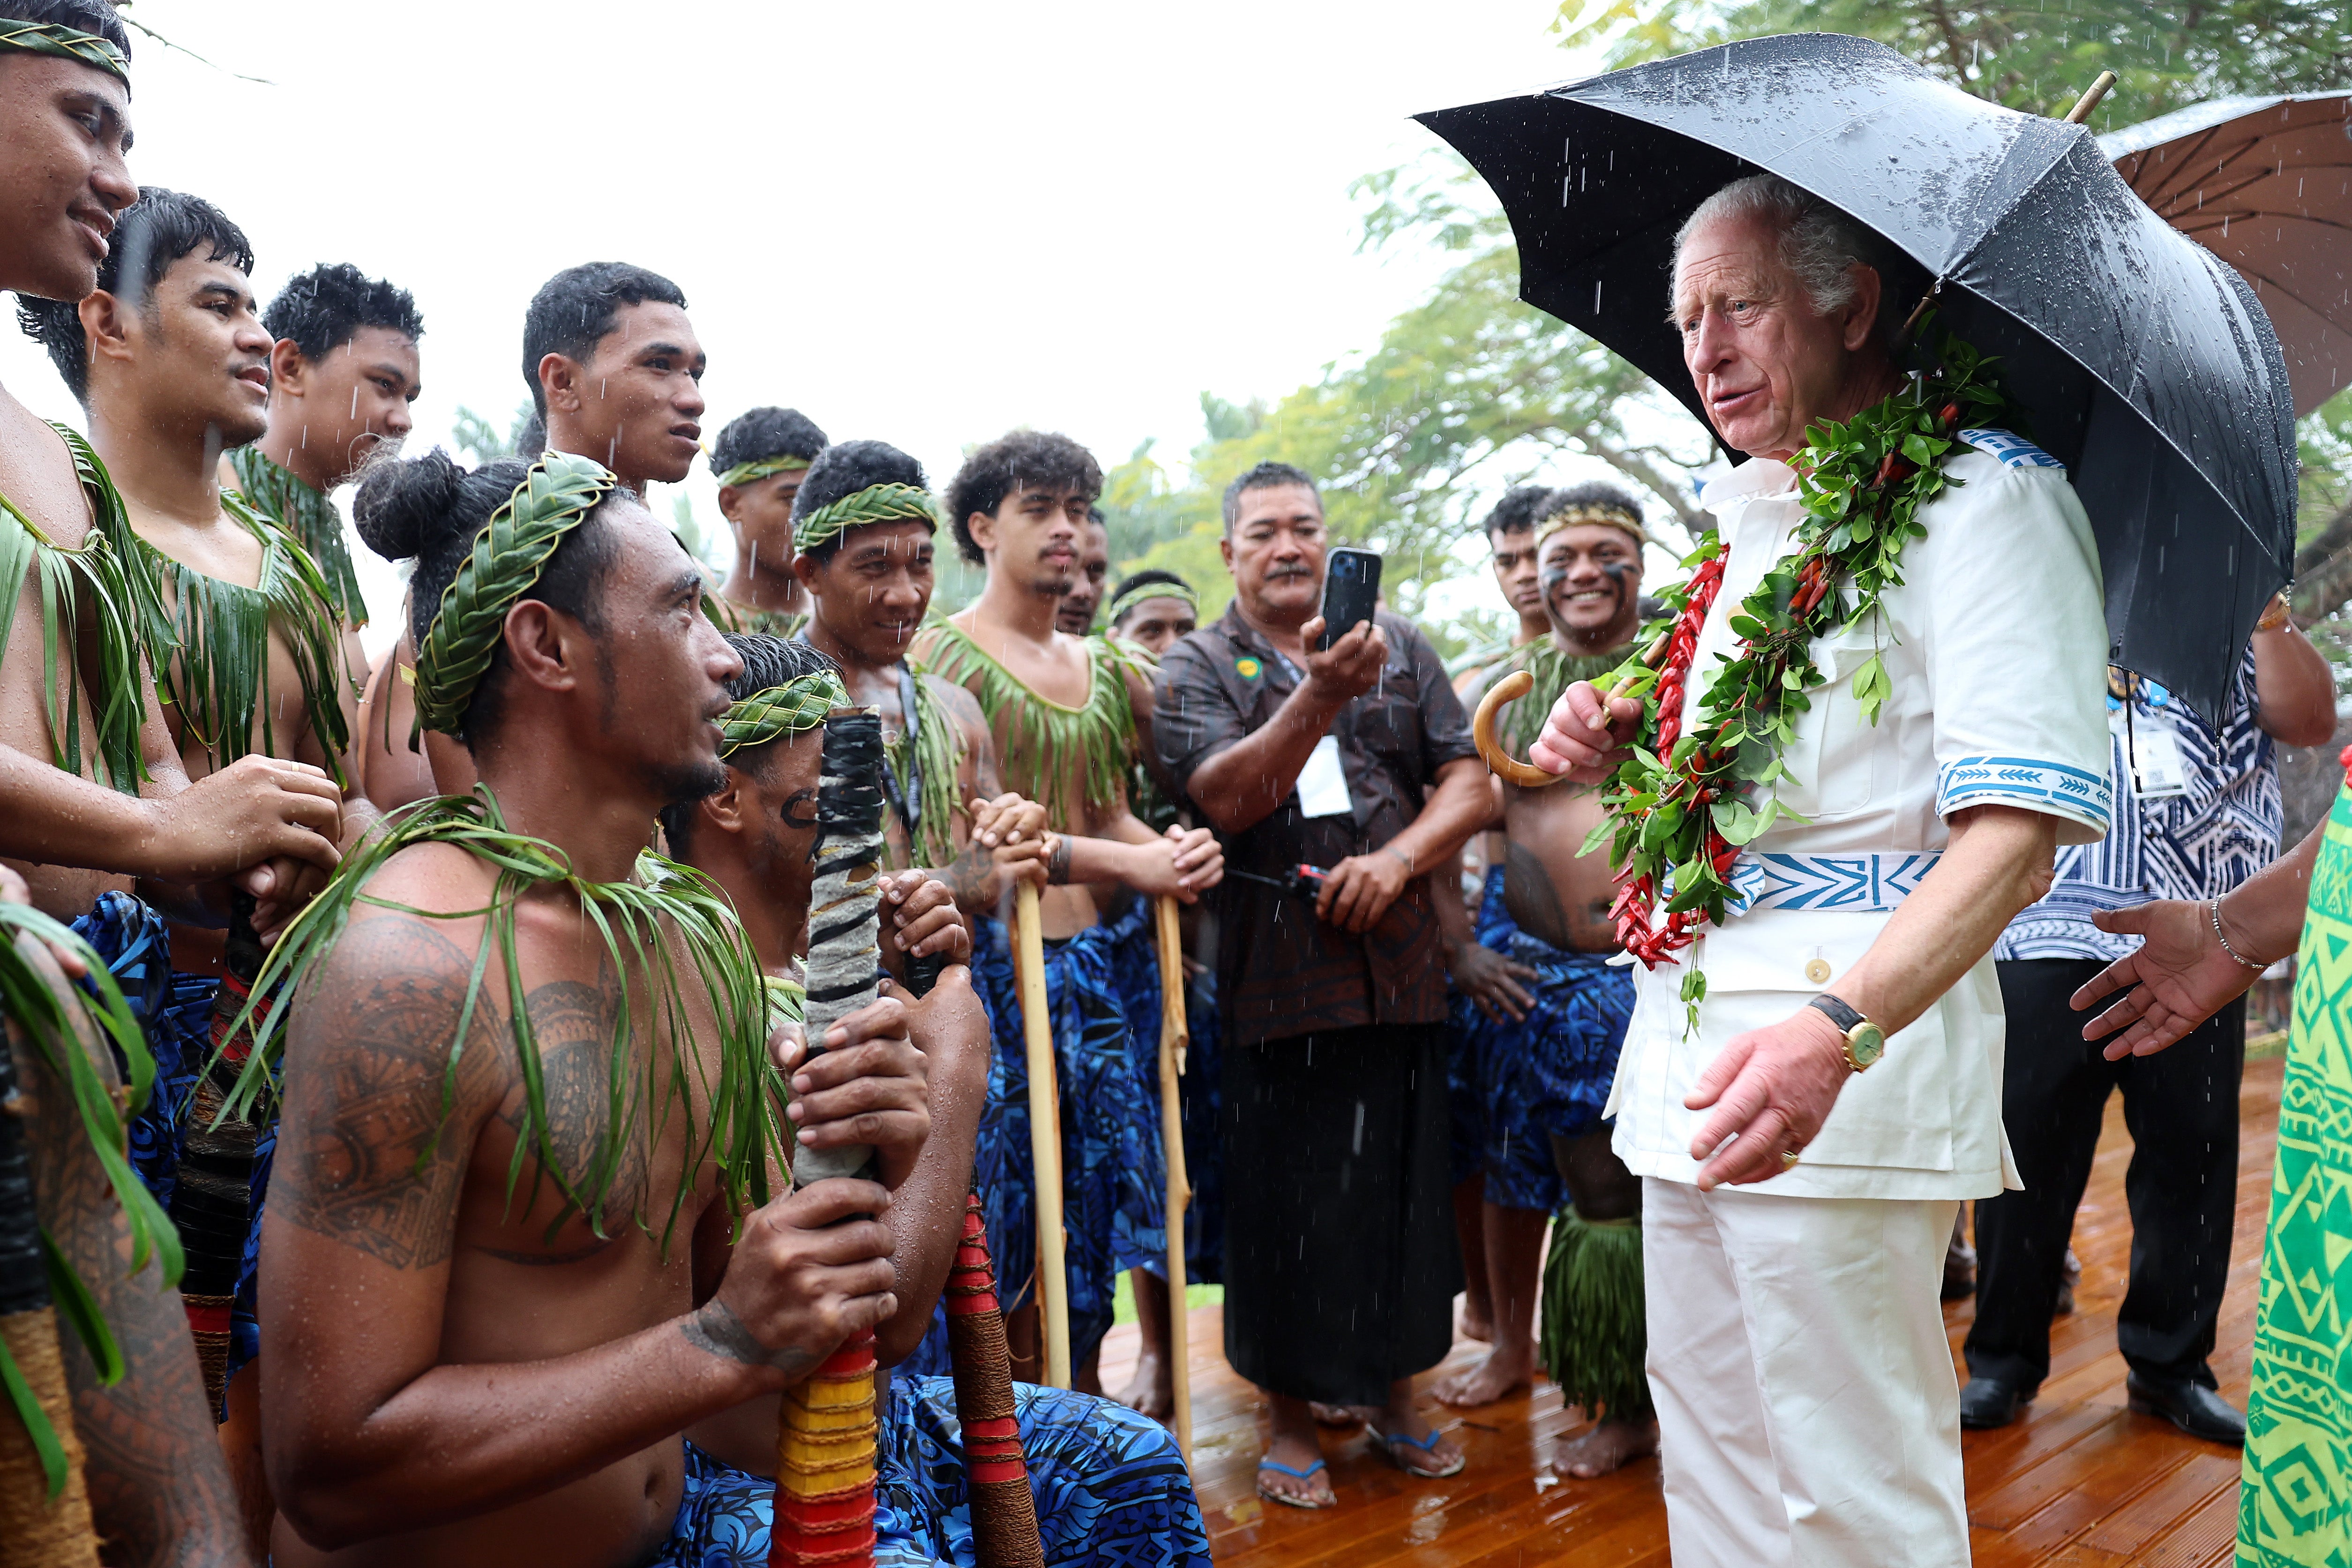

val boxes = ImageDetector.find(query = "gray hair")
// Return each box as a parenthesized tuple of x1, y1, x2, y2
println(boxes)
(1669, 173, 1886, 322)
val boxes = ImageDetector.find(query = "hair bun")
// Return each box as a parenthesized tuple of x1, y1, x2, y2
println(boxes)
(352, 448, 468, 562)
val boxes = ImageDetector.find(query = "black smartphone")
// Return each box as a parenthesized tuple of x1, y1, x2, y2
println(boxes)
(1318, 547, 1383, 651)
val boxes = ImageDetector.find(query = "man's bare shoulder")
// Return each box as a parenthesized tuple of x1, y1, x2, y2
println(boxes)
(0, 391, 94, 547)
(918, 672, 987, 731)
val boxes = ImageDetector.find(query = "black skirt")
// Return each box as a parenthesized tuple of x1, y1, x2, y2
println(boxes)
(1221, 1023, 1463, 1404)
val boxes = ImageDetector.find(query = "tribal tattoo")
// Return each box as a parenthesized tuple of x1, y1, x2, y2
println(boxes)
(679, 1297, 817, 1378)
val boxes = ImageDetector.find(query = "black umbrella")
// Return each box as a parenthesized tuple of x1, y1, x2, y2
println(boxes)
(1417, 33, 2299, 726)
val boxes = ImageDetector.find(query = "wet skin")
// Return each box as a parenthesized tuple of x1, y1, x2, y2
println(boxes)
(1109, 596, 1196, 659)
(540, 300, 706, 493)
(1054, 517, 1109, 636)
(716, 464, 809, 624)
(224, 324, 421, 502)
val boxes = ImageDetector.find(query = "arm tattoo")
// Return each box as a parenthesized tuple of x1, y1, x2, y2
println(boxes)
(13, 997, 247, 1566)
(273, 915, 504, 1270)
(680, 1297, 817, 1377)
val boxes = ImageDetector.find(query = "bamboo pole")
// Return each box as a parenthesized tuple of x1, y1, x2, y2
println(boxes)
(2063, 70, 2118, 124)
(1152, 896, 1193, 1463)
(1011, 883, 1071, 1389)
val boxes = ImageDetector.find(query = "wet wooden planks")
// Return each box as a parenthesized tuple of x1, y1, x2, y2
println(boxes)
(1094, 1053, 2283, 1565)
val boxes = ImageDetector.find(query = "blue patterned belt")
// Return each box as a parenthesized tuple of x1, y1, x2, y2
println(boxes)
(1725, 852, 1943, 914)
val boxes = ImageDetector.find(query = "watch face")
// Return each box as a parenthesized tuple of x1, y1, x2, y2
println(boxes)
(1850, 1024, 1887, 1070)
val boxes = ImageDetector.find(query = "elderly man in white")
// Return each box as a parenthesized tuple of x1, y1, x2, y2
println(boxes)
(1532, 172, 2112, 1565)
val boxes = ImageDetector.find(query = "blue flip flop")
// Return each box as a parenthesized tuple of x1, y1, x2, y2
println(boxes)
(1255, 1454, 1336, 1509)
(1371, 1424, 1468, 1479)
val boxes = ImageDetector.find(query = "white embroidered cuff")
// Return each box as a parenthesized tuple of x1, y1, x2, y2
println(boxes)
(1937, 755, 2112, 836)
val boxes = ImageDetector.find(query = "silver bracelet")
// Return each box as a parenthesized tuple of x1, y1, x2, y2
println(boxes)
(2210, 898, 2270, 973)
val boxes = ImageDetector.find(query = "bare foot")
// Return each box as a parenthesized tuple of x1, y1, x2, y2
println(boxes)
(1459, 1298, 1495, 1343)
(1551, 1418, 1658, 1479)
(1311, 1401, 1370, 1427)
(1114, 1345, 1174, 1419)
(1433, 1346, 1534, 1408)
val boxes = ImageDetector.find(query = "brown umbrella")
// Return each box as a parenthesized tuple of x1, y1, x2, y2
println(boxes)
(2103, 92, 2352, 416)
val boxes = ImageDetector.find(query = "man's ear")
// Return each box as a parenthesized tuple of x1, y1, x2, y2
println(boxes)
(716, 484, 743, 524)
(697, 770, 751, 838)
(500, 599, 584, 696)
(791, 552, 822, 593)
(268, 338, 309, 398)
(538, 352, 583, 415)
(1219, 534, 1236, 575)
(1843, 263, 1886, 353)
(77, 290, 135, 374)
(965, 509, 998, 555)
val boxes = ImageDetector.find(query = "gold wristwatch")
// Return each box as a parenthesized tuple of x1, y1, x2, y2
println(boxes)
(1807, 993, 1885, 1073)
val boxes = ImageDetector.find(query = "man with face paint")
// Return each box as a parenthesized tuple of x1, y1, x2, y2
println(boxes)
(1434, 482, 1657, 1479)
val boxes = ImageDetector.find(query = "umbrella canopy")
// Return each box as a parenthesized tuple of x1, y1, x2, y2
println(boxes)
(1417, 33, 2298, 726)
(2101, 91, 2352, 416)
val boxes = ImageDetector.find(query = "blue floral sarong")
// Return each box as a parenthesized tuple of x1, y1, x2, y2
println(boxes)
(68, 892, 216, 1210)
(653, 1377, 1211, 1567)
(1101, 896, 1224, 1285)
(1446, 871, 1634, 1213)
(968, 915, 1154, 1372)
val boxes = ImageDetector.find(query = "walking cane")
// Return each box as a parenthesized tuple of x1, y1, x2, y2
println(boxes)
(772, 711, 888, 1568)
(1010, 881, 1072, 1389)
(0, 944, 101, 1568)
(1151, 895, 1193, 1464)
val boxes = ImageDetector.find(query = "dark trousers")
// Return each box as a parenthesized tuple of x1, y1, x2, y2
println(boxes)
(1221, 1023, 1462, 1406)
(1964, 958, 2244, 1394)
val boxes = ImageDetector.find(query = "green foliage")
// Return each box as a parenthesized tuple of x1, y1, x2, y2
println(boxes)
(450, 401, 537, 468)
(1552, 0, 2349, 120)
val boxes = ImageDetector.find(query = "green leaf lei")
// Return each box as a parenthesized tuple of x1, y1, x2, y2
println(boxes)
(0, 19, 129, 83)
(0, 425, 151, 791)
(217, 789, 783, 1242)
(1497, 638, 1639, 757)
(1589, 327, 2013, 969)
(226, 447, 367, 627)
(915, 618, 1147, 829)
(112, 489, 355, 788)
(792, 482, 936, 556)
(0, 906, 179, 1496)
(716, 454, 812, 490)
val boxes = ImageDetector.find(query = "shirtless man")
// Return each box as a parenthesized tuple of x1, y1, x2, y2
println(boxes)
(360, 262, 705, 810)
(709, 405, 825, 637)
(0, 11, 342, 934)
(1053, 505, 1110, 636)
(911, 428, 1222, 1389)
(1442, 483, 1657, 1478)
(260, 447, 931, 1568)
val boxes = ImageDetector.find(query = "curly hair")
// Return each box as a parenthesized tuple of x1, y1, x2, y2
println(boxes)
(942, 429, 1101, 565)
(262, 263, 423, 365)
(712, 406, 828, 478)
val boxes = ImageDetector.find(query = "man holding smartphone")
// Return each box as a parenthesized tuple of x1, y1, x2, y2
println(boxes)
(1153, 461, 1494, 1508)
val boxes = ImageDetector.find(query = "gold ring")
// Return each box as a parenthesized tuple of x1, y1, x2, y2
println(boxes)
(1778, 1149, 1801, 1170)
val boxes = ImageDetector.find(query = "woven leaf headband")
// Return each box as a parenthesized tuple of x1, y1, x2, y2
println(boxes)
(1107, 577, 1198, 626)
(793, 482, 936, 555)
(0, 20, 129, 83)
(1534, 503, 1647, 550)
(715, 454, 813, 490)
(719, 670, 849, 757)
(414, 451, 618, 735)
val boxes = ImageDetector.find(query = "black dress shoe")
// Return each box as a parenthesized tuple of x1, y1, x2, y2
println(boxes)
(2126, 1374, 2246, 1446)
(1959, 1376, 2027, 1429)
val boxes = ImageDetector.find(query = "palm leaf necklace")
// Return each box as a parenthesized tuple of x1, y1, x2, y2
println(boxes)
(216, 789, 785, 1244)
(882, 661, 965, 872)
(225, 447, 366, 627)
(0, 425, 151, 791)
(918, 619, 1144, 828)
(1498, 638, 1639, 757)
(112, 490, 354, 789)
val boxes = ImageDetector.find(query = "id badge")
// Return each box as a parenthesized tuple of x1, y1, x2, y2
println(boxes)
(1296, 734, 1355, 818)
(2112, 711, 2188, 800)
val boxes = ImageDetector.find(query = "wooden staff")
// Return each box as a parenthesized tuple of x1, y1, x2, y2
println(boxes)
(1152, 894, 1193, 1464)
(773, 710, 886, 1568)
(0, 944, 101, 1568)
(1010, 882, 1071, 1389)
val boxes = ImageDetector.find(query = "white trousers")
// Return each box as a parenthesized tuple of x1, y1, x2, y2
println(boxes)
(1643, 1178, 1970, 1568)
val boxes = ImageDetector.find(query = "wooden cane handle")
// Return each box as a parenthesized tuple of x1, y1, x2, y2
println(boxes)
(1473, 670, 1572, 790)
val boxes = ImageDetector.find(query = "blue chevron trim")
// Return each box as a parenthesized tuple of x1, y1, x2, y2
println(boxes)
(1938, 754, 2112, 831)
(1722, 851, 1946, 915)
(1958, 428, 2065, 469)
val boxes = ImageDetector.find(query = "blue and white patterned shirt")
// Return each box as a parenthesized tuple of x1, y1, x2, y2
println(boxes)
(1996, 649, 2279, 962)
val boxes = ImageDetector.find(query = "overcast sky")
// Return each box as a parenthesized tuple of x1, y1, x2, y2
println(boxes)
(0, 1, 1617, 647)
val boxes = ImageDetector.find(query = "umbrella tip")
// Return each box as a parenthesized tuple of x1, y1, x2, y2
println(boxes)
(2062, 71, 2119, 125)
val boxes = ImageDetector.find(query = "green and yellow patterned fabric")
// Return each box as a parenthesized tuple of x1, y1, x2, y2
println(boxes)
(2242, 782, 2352, 1566)
(227, 447, 366, 626)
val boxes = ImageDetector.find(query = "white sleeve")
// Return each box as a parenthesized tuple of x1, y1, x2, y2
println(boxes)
(1922, 460, 2113, 846)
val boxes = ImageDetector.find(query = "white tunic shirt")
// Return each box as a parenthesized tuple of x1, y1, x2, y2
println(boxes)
(1608, 437, 2112, 1201)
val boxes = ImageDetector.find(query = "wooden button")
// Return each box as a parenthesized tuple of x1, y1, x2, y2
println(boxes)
(1804, 958, 1832, 985)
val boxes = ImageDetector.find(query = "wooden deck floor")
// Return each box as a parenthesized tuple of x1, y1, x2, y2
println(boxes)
(1096, 1052, 2284, 1566)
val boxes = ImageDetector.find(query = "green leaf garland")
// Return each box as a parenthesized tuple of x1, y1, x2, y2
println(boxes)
(226, 447, 367, 626)
(915, 619, 1146, 830)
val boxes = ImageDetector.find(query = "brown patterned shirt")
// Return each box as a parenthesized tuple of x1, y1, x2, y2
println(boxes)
(1153, 604, 1479, 1047)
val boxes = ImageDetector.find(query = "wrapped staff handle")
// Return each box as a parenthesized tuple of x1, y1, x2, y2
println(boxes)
(1473, 670, 1573, 791)
(1151, 895, 1192, 1465)
(1011, 883, 1072, 1389)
